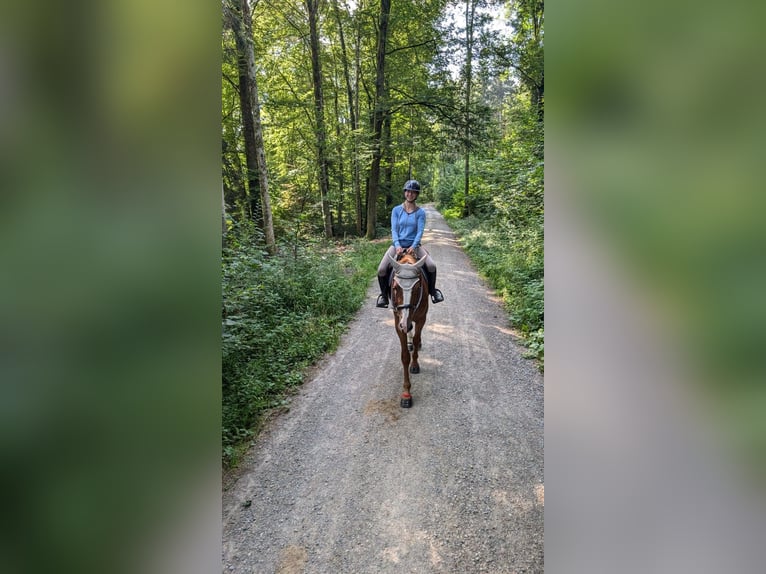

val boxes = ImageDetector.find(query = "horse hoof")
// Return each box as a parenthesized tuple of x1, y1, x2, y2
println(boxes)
(409, 365, 420, 374)
(400, 397, 412, 408)
(407, 343, 413, 352)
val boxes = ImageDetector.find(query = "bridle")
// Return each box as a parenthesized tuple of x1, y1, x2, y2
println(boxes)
(393, 269, 424, 312)
(388, 252, 428, 316)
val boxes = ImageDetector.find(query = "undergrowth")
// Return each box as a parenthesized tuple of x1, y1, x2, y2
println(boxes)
(444, 214, 544, 369)
(222, 224, 381, 467)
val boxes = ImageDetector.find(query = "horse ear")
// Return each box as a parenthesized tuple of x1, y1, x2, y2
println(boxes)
(388, 254, 401, 271)
(414, 255, 428, 268)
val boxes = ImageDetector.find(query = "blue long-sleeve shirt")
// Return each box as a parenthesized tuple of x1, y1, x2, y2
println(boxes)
(391, 204, 425, 248)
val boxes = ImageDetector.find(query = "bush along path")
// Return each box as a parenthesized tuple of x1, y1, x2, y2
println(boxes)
(223, 205, 544, 573)
(222, 231, 381, 466)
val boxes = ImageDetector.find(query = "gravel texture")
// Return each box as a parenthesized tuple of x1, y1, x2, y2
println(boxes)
(222, 205, 544, 573)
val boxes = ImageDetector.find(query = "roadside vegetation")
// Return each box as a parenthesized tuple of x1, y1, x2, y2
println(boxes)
(437, 92, 544, 366)
(222, 228, 381, 466)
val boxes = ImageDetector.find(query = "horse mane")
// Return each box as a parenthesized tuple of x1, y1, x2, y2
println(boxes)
(397, 252, 417, 264)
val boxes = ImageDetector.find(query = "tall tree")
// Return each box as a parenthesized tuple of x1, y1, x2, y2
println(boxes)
(365, 0, 391, 240)
(226, 1, 261, 224)
(353, 9, 364, 234)
(222, 32, 248, 221)
(306, 0, 334, 239)
(332, 71, 345, 230)
(333, 0, 363, 235)
(516, 0, 543, 121)
(225, 0, 276, 252)
(462, 0, 477, 216)
(500, 0, 544, 123)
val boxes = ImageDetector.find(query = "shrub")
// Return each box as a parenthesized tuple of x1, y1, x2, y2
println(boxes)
(445, 214, 544, 367)
(222, 228, 380, 466)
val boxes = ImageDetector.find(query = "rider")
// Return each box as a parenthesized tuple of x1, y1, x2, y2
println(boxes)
(376, 179, 445, 308)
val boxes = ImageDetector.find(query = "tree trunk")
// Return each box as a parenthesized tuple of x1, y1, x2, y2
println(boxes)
(231, 12, 262, 228)
(365, 0, 391, 240)
(383, 112, 393, 208)
(333, 76, 344, 230)
(228, 0, 276, 253)
(463, 0, 476, 217)
(533, 78, 544, 122)
(221, 137, 244, 222)
(222, 183, 228, 247)
(354, 21, 363, 235)
(306, 0, 334, 239)
(333, 1, 363, 236)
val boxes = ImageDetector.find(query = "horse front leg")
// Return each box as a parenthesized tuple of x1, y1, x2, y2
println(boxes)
(409, 318, 424, 374)
(397, 328, 413, 408)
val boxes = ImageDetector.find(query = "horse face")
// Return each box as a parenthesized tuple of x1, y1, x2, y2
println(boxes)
(390, 253, 428, 333)
(392, 274, 423, 333)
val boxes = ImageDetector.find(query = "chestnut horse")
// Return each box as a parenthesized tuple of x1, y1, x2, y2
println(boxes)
(388, 252, 430, 407)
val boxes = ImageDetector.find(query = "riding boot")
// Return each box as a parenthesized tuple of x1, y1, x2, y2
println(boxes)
(427, 270, 444, 303)
(376, 274, 389, 307)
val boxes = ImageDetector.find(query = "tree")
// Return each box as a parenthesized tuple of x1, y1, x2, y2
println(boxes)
(365, 0, 391, 239)
(332, 0, 364, 235)
(500, 0, 544, 122)
(225, 0, 276, 253)
(462, 0, 477, 216)
(306, 0, 334, 239)
(455, 0, 497, 216)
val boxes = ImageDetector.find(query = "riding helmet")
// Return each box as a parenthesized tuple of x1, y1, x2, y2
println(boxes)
(403, 179, 421, 194)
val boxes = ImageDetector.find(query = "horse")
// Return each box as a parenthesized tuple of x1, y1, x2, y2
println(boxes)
(387, 251, 430, 408)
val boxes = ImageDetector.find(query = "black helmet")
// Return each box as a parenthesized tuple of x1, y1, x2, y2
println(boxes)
(403, 179, 421, 194)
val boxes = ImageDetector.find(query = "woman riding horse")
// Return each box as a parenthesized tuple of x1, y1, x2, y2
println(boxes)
(376, 179, 444, 308)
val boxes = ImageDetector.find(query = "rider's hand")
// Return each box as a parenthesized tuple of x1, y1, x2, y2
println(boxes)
(395, 247, 404, 255)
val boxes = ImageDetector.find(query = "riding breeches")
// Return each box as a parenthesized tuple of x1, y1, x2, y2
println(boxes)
(377, 245, 437, 277)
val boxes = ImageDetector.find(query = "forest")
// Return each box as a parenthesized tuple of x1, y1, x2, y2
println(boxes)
(222, 0, 543, 465)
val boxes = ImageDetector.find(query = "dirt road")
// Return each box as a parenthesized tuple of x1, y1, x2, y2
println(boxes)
(222, 206, 544, 573)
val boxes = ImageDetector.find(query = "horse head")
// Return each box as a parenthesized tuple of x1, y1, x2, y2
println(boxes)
(388, 252, 428, 333)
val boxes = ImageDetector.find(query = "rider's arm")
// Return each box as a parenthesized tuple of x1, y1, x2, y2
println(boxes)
(412, 208, 426, 248)
(391, 206, 402, 248)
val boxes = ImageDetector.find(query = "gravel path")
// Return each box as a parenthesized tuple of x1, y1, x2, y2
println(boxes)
(222, 205, 544, 573)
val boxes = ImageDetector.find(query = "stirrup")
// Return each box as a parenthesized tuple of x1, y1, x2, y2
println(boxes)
(376, 294, 389, 308)
(431, 289, 444, 303)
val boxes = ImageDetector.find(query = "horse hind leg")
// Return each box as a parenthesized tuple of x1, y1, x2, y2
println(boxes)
(414, 319, 424, 351)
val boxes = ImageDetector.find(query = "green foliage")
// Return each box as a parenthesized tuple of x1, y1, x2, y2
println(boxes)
(436, 76, 544, 367)
(446, 214, 544, 365)
(222, 224, 381, 466)
(524, 328, 544, 367)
